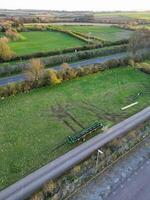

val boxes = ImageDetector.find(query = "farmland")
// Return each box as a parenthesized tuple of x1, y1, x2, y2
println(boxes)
(53, 25, 133, 42)
(0, 66, 150, 189)
(95, 11, 150, 20)
(120, 12, 150, 20)
(8, 31, 86, 56)
(0, 7, 150, 197)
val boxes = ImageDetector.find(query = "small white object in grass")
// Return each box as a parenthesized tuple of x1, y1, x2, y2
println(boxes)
(98, 149, 104, 154)
(121, 102, 139, 111)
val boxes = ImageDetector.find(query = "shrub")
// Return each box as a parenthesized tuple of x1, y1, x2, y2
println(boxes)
(5, 29, 26, 41)
(128, 59, 135, 67)
(129, 30, 150, 58)
(135, 62, 150, 74)
(0, 38, 15, 61)
(24, 59, 45, 87)
(46, 69, 62, 85)
(60, 63, 77, 80)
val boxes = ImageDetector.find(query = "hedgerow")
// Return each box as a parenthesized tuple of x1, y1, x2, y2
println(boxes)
(0, 56, 129, 98)
(0, 44, 128, 76)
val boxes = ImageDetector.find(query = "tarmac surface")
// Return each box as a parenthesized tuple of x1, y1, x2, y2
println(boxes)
(69, 136, 150, 200)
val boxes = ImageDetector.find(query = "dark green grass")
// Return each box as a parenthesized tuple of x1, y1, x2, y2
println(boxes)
(0, 67, 150, 189)
(61, 25, 133, 41)
(8, 31, 86, 56)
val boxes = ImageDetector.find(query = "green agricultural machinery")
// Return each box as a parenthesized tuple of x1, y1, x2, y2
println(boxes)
(67, 121, 103, 144)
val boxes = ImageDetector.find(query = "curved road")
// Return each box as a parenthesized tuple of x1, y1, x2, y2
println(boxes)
(0, 52, 127, 86)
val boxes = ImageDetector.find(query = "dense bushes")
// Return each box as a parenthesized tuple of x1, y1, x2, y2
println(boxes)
(129, 30, 150, 57)
(0, 37, 15, 61)
(5, 29, 26, 41)
(0, 44, 128, 77)
(0, 57, 129, 98)
(23, 59, 45, 87)
(135, 62, 150, 74)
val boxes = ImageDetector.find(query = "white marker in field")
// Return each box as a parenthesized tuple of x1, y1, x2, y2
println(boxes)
(121, 102, 138, 111)
(95, 149, 104, 172)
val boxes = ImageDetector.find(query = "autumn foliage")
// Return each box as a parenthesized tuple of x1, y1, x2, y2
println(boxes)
(0, 37, 15, 61)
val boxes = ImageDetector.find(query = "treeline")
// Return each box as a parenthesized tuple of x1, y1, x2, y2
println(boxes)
(0, 44, 128, 76)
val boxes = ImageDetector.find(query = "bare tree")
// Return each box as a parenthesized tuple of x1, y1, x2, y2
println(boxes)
(129, 30, 150, 58)
(24, 59, 45, 87)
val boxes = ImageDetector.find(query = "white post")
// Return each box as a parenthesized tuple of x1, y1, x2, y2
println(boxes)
(95, 149, 104, 172)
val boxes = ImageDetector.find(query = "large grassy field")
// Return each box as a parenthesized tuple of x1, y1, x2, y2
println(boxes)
(8, 31, 86, 56)
(0, 66, 150, 189)
(61, 25, 133, 41)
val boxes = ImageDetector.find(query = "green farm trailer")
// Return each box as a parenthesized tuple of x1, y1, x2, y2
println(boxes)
(67, 121, 103, 144)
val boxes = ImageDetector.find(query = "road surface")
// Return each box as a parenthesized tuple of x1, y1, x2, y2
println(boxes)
(69, 136, 150, 200)
(106, 160, 150, 200)
(0, 52, 126, 86)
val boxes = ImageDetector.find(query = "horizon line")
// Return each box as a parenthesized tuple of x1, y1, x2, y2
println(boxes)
(0, 8, 150, 12)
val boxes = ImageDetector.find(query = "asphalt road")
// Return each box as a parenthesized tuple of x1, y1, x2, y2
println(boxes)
(0, 52, 126, 86)
(106, 160, 150, 200)
(69, 135, 150, 200)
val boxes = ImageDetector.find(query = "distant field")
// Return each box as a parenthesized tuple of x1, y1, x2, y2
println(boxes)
(135, 25, 150, 30)
(95, 12, 150, 20)
(121, 12, 150, 20)
(61, 25, 133, 41)
(8, 31, 86, 56)
(0, 67, 150, 189)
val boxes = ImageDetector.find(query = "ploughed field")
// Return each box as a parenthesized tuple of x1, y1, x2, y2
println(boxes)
(0, 67, 150, 189)
(8, 31, 86, 56)
(61, 25, 133, 41)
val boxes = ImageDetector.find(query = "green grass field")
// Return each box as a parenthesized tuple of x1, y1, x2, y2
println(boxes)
(0, 66, 150, 189)
(8, 31, 86, 56)
(61, 25, 133, 41)
(95, 11, 150, 20)
(121, 12, 150, 20)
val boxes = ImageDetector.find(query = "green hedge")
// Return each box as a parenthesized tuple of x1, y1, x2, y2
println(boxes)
(0, 56, 129, 98)
(0, 45, 128, 76)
